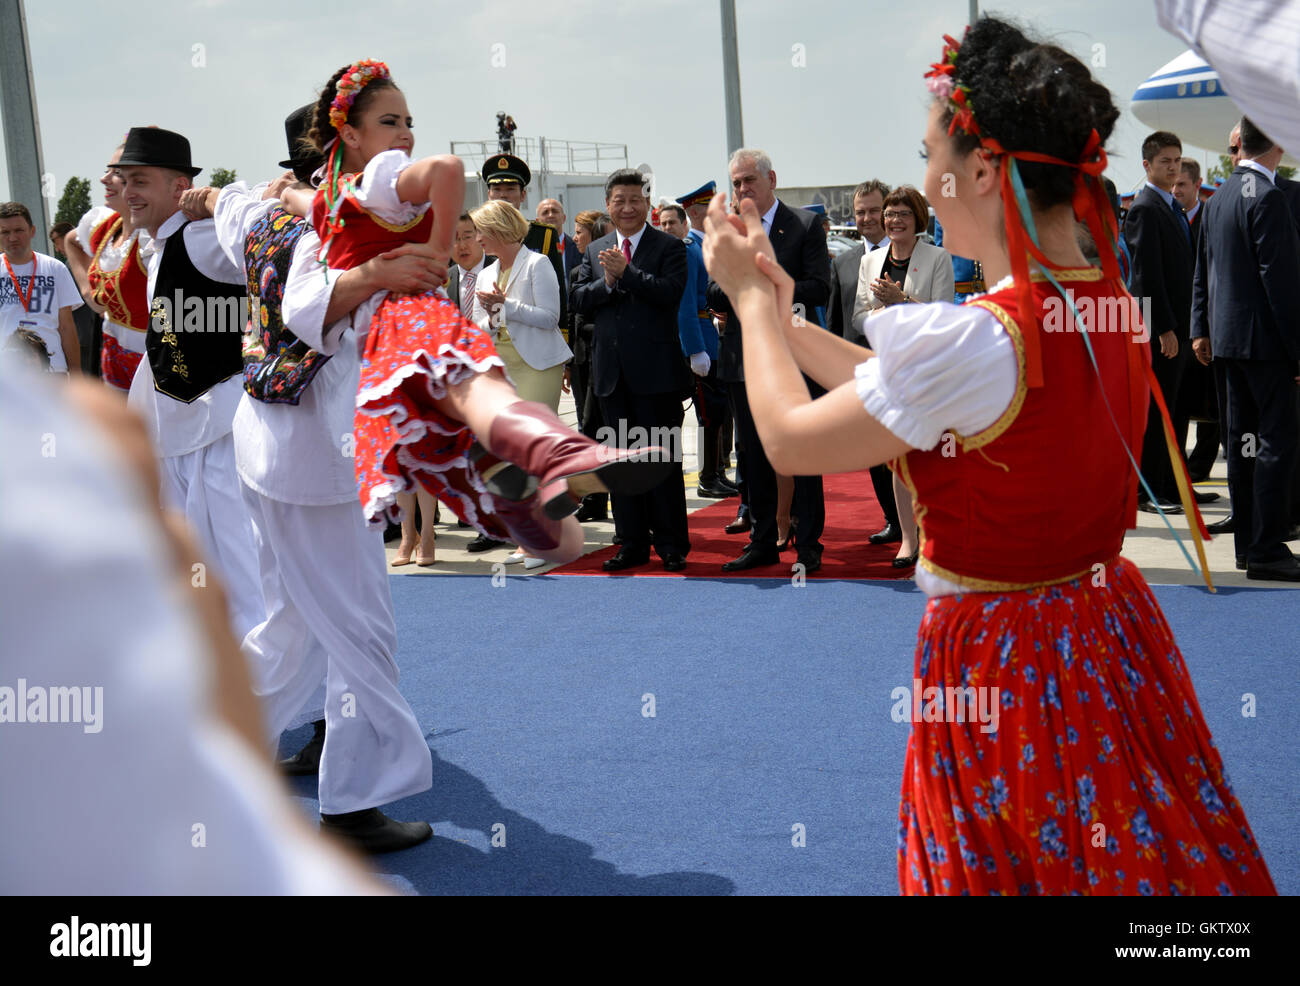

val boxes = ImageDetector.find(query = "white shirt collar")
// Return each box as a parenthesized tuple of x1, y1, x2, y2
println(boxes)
(865, 234, 888, 251)
(459, 256, 486, 277)
(1240, 159, 1277, 184)
(1186, 200, 1201, 223)
(760, 199, 779, 232)
(138, 209, 187, 259)
(616, 223, 648, 254)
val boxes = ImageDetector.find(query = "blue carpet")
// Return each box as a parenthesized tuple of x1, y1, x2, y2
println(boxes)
(279, 575, 1298, 895)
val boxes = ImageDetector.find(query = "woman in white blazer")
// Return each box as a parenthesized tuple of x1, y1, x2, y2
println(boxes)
(469, 200, 572, 412)
(849, 186, 955, 570)
(469, 200, 573, 568)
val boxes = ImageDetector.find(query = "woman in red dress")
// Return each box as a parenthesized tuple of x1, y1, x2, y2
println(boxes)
(702, 18, 1275, 895)
(285, 61, 670, 562)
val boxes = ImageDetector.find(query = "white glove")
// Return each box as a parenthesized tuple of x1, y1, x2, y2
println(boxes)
(689, 351, 711, 376)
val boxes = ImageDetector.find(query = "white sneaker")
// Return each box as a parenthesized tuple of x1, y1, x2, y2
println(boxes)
(523, 556, 547, 570)
(504, 551, 525, 564)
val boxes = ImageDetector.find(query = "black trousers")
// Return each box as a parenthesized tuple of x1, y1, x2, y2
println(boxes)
(728, 380, 825, 556)
(1223, 358, 1299, 564)
(869, 464, 899, 530)
(1140, 339, 1189, 500)
(598, 380, 689, 558)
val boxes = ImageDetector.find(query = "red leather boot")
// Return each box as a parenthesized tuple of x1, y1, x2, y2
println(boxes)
(467, 444, 564, 554)
(485, 401, 675, 519)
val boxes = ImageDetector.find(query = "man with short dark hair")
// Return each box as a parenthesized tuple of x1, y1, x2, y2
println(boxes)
(829, 180, 890, 341)
(1192, 116, 1300, 580)
(708, 149, 831, 574)
(1173, 156, 1219, 483)
(1125, 130, 1197, 514)
(1, 202, 82, 374)
(572, 169, 690, 571)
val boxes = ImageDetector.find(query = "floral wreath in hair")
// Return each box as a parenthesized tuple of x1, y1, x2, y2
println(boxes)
(924, 27, 1214, 587)
(328, 59, 391, 132)
(925, 32, 978, 137)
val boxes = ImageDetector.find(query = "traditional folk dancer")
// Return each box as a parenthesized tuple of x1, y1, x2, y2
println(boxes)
(702, 18, 1275, 895)
(280, 61, 671, 557)
(184, 104, 442, 852)
(63, 144, 150, 393)
(118, 127, 264, 640)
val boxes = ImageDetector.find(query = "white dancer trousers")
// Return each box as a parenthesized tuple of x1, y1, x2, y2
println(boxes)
(239, 484, 432, 815)
(159, 433, 265, 641)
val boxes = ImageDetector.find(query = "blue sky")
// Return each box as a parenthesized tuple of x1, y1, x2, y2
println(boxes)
(2, 0, 1199, 223)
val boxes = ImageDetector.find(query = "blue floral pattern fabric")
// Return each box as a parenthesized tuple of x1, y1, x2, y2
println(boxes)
(899, 557, 1276, 896)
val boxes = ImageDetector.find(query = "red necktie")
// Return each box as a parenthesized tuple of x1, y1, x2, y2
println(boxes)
(622, 239, 632, 264)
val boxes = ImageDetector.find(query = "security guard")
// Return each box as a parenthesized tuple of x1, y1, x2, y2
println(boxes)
(481, 153, 568, 340)
(676, 180, 715, 248)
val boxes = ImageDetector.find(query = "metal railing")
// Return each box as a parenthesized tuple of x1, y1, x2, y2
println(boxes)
(450, 136, 628, 177)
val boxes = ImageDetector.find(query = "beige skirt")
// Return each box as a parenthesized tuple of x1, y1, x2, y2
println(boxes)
(496, 330, 564, 411)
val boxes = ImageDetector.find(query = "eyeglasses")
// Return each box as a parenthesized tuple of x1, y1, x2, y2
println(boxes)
(1229, 144, 1240, 154)
(882, 210, 913, 221)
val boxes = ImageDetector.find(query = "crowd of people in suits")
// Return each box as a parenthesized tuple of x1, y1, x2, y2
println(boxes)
(1122, 121, 1300, 581)
(431, 151, 969, 575)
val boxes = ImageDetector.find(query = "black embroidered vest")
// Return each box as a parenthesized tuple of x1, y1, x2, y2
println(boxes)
(241, 207, 330, 405)
(148, 222, 245, 402)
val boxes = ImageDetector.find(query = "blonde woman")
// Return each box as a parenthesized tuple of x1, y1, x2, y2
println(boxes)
(469, 199, 573, 568)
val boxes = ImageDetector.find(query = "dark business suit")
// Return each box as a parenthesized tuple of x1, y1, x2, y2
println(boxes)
(1124, 183, 1195, 501)
(708, 200, 832, 560)
(1191, 164, 1300, 565)
(1176, 206, 1220, 477)
(572, 224, 690, 559)
(828, 237, 899, 535)
(1275, 177, 1300, 524)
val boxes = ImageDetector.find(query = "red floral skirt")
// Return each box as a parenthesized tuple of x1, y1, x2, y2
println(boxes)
(354, 290, 511, 538)
(101, 328, 145, 392)
(899, 557, 1276, 896)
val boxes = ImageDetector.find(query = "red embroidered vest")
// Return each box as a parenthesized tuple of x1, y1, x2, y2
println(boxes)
(87, 213, 150, 331)
(900, 270, 1149, 591)
(310, 188, 434, 271)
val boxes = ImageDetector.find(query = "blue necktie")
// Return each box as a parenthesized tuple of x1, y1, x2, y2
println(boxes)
(1171, 198, 1191, 245)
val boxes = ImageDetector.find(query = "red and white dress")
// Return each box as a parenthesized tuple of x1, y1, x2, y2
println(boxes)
(856, 269, 1275, 895)
(77, 207, 149, 391)
(310, 150, 510, 535)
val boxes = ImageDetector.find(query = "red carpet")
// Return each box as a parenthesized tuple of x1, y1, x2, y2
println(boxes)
(552, 470, 911, 579)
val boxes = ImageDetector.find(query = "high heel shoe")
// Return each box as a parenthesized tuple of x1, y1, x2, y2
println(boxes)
(391, 540, 417, 566)
(415, 535, 436, 567)
(776, 519, 797, 552)
(892, 548, 919, 569)
(484, 400, 675, 520)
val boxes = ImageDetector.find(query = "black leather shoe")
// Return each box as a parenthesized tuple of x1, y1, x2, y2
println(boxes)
(697, 482, 739, 499)
(721, 547, 780, 571)
(1236, 556, 1247, 571)
(1285, 524, 1300, 542)
(1193, 490, 1220, 504)
(1137, 497, 1183, 515)
(724, 513, 752, 535)
(467, 534, 509, 553)
(868, 523, 902, 545)
(715, 477, 740, 495)
(793, 552, 821, 574)
(1246, 556, 1300, 582)
(279, 719, 325, 776)
(319, 808, 433, 854)
(892, 549, 919, 569)
(1205, 515, 1235, 534)
(575, 496, 608, 522)
(603, 548, 649, 572)
(662, 552, 687, 572)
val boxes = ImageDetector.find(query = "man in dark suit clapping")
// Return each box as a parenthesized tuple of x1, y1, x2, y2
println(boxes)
(1191, 117, 1300, 581)
(1125, 131, 1197, 515)
(708, 149, 831, 574)
(572, 169, 690, 572)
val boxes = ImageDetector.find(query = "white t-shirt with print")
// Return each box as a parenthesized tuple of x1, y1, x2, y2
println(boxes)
(0, 251, 83, 372)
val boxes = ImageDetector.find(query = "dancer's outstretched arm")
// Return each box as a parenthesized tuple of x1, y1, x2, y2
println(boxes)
(395, 155, 465, 262)
(704, 193, 912, 477)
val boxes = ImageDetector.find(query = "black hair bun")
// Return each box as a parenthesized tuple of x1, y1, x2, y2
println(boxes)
(951, 17, 1119, 207)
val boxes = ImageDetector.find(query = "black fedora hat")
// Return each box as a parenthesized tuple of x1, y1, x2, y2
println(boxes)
(278, 103, 323, 183)
(117, 127, 202, 178)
